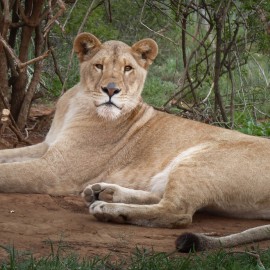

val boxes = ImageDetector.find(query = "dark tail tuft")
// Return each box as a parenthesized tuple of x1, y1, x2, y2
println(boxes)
(175, 233, 203, 253)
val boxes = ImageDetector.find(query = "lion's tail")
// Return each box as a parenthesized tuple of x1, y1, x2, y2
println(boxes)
(176, 225, 270, 253)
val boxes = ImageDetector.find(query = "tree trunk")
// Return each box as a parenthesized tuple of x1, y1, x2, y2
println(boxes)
(17, 26, 44, 129)
(10, 0, 44, 127)
(213, 18, 228, 123)
(0, 45, 9, 111)
(0, 1, 11, 111)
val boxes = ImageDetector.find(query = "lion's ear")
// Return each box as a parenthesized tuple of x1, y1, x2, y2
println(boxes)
(131, 39, 158, 68)
(73, 33, 101, 62)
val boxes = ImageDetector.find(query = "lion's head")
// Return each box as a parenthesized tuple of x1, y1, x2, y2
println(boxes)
(73, 33, 158, 120)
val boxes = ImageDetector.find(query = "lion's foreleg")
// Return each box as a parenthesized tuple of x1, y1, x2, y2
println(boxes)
(0, 142, 49, 163)
(82, 183, 192, 227)
(82, 183, 161, 206)
(89, 200, 192, 228)
(0, 152, 76, 194)
(0, 159, 55, 193)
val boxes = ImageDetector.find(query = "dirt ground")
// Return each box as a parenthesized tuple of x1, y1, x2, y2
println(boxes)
(0, 105, 270, 261)
(1, 194, 270, 261)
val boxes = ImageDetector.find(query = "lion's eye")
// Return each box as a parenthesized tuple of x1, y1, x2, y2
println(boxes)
(95, 64, 103, 70)
(124, 65, 132, 72)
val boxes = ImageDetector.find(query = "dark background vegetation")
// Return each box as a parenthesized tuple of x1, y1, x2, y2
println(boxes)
(0, 0, 270, 140)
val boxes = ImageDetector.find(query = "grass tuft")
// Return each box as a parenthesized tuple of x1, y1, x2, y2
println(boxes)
(1, 243, 270, 270)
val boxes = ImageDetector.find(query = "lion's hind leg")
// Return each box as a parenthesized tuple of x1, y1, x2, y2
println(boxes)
(82, 183, 161, 206)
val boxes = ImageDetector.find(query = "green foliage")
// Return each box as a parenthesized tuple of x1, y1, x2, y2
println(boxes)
(241, 0, 270, 54)
(142, 57, 180, 107)
(236, 115, 270, 137)
(240, 121, 270, 137)
(64, 0, 119, 40)
(143, 76, 176, 107)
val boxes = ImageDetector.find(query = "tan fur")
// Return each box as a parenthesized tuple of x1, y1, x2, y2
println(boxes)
(0, 34, 270, 247)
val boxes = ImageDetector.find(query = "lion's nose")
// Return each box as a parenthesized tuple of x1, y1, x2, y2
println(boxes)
(101, 83, 121, 97)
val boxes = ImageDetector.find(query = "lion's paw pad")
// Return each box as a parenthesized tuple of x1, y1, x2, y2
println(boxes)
(83, 187, 95, 203)
(83, 183, 116, 205)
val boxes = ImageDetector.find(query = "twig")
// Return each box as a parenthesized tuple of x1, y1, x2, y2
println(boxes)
(19, 50, 51, 70)
(253, 106, 270, 118)
(43, 0, 66, 37)
(48, 44, 64, 86)
(0, 33, 51, 71)
(163, 22, 214, 108)
(0, 33, 21, 66)
(201, 82, 214, 104)
(139, 0, 178, 45)
(233, 50, 247, 114)
(25, 123, 37, 139)
(249, 53, 269, 86)
(63, 0, 80, 29)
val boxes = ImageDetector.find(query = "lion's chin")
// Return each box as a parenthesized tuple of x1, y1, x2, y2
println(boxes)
(96, 104, 122, 120)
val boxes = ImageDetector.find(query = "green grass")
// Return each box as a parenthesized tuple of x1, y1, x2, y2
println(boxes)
(237, 120, 270, 137)
(1, 243, 270, 270)
(234, 112, 270, 137)
(143, 76, 176, 107)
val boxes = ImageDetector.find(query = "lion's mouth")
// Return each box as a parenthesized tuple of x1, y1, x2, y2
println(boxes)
(97, 101, 122, 110)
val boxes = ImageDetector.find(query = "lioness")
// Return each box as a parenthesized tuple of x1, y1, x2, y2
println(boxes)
(0, 33, 270, 251)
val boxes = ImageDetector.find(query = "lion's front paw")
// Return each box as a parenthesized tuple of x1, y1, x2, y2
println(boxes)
(90, 201, 127, 223)
(82, 183, 116, 206)
(89, 201, 112, 222)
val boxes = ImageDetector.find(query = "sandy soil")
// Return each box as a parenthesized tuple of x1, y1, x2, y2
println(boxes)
(0, 193, 270, 261)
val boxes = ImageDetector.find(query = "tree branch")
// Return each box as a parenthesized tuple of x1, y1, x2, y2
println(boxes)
(0, 33, 51, 72)
(43, 0, 66, 37)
